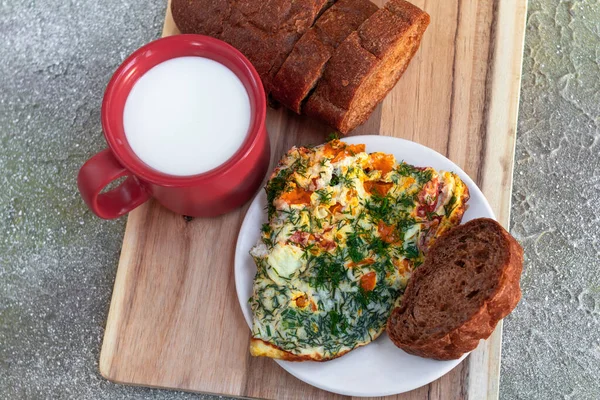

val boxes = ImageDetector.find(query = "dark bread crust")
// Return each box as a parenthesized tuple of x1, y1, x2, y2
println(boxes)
(387, 218, 524, 360)
(270, 0, 378, 113)
(171, 0, 329, 91)
(304, 0, 430, 133)
(300, 31, 380, 130)
(171, 0, 232, 37)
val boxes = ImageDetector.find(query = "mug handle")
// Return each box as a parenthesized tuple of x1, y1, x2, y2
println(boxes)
(77, 149, 151, 219)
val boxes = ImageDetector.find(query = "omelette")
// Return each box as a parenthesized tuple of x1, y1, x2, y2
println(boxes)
(249, 140, 469, 361)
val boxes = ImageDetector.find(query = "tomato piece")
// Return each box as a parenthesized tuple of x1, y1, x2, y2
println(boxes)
(347, 258, 375, 268)
(363, 180, 393, 196)
(360, 272, 377, 292)
(280, 185, 312, 205)
(323, 141, 341, 157)
(368, 153, 395, 176)
(323, 141, 365, 162)
(329, 202, 343, 214)
(346, 144, 365, 154)
(295, 295, 308, 308)
(331, 151, 346, 163)
(377, 220, 401, 244)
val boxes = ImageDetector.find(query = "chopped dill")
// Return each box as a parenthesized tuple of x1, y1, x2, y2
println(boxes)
(315, 189, 333, 204)
(445, 194, 457, 218)
(346, 232, 365, 263)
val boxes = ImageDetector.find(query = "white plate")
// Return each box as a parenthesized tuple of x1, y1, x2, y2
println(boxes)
(234, 135, 495, 397)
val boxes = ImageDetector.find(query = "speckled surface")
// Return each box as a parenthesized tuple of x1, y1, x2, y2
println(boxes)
(501, 1, 600, 399)
(0, 0, 598, 399)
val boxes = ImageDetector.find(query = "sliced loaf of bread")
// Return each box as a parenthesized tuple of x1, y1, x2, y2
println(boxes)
(171, 0, 331, 91)
(270, 0, 379, 113)
(387, 218, 524, 360)
(171, 0, 430, 133)
(304, 0, 430, 133)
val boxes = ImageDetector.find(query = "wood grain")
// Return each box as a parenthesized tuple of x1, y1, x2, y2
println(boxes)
(99, 0, 527, 398)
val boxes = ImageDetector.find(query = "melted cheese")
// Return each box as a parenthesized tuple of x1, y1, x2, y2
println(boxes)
(266, 243, 304, 285)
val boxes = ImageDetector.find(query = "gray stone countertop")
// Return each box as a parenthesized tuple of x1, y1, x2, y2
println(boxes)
(1, 0, 599, 399)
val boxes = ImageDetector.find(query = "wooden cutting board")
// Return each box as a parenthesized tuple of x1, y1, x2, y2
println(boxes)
(99, 0, 527, 398)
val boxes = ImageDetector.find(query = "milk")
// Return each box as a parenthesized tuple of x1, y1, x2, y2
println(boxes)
(123, 56, 251, 176)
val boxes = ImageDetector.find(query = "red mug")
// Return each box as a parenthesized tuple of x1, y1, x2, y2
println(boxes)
(77, 35, 270, 219)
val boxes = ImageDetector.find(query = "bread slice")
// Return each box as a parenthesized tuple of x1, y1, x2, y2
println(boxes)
(171, 0, 330, 91)
(304, 0, 430, 133)
(386, 218, 524, 360)
(270, 0, 379, 113)
(171, 0, 232, 37)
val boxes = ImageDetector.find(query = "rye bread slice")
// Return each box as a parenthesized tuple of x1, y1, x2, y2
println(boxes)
(270, 0, 379, 113)
(171, 0, 329, 91)
(304, 0, 430, 133)
(171, 0, 232, 37)
(387, 218, 524, 360)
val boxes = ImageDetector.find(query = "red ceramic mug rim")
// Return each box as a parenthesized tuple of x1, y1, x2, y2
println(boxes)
(101, 34, 267, 187)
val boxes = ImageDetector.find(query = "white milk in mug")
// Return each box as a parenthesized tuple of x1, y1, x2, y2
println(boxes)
(123, 56, 251, 176)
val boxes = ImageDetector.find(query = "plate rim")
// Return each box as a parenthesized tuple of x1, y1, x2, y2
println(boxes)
(234, 135, 495, 397)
